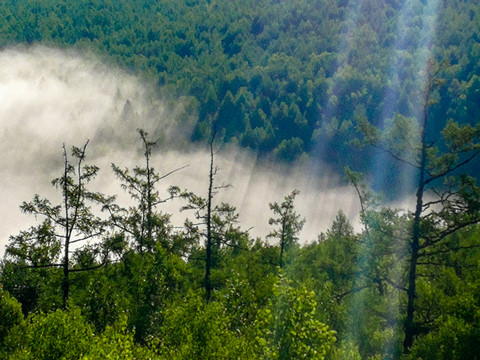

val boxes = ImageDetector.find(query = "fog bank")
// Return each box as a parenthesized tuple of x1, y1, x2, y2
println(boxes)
(0, 46, 361, 256)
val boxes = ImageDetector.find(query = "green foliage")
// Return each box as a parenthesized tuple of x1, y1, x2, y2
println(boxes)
(354, 62, 480, 355)
(0, 135, 478, 359)
(4, 307, 93, 360)
(1, 307, 158, 360)
(69, 268, 129, 333)
(254, 276, 336, 360)
(409, 315, 480, 360)
(0, 288, 24, 349)
(5, 221, 60, 267)
(407, 228, 480, 359)
(83, 316, 159, 360)
(327, 341, 362, 360)
(2, 1, 480, 348)
(289, 208, 406, 359)
(158, 292, 252, 359)
(0, 258, 62, 315)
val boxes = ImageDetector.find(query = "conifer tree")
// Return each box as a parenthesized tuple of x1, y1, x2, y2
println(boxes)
(100, 129, 187, 255)
(268, 190, 305, 268)
(5, 141, 107, 309)
(357, 61, 480, 353)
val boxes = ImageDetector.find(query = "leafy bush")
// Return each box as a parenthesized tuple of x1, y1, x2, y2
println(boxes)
(255, 276, 337, 360)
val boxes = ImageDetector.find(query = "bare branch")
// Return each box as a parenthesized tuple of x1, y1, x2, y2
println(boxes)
(69, 262, 106, 273)
(158, 164, 190, 181)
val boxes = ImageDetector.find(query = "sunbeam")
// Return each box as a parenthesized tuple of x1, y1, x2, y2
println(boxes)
(327, 0, 443, 355)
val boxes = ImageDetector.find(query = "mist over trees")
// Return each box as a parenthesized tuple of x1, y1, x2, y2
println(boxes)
(1, 119, 479, 358)
(1, 0, 479, 179)
(1, 0, 480, 359)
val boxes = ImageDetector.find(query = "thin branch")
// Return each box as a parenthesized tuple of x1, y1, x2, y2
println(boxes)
(372, 143, 420, 169)
(187, 255, 206, 262)
(335, 285, 369, 302)
(69, 262, 106, 273)
(417, 261, 475, 269)
(419, 244, 480, 258)
(217, 239, 250, 251)
(69, 232, 104, 244)
(422, 218, 480, 248)
(425, 151, 480, 186)
(158, 164, 190, 181)
(422, 192, 456, 210)
(14, 263, 64, 269)
(382, 278, 408, 292)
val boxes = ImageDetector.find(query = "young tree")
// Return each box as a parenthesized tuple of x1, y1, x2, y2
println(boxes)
(357, 61, 480, 353)
(267, 190, 305, 268)
(100, 129, 187, 255)
(205, 130, 216, 301)
(4, 141, 107, 309)
(344, 167, 408, 298)
(181, 129, 246, 301)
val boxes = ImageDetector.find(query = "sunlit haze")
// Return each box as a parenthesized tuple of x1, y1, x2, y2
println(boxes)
(0, 46, 363, 256)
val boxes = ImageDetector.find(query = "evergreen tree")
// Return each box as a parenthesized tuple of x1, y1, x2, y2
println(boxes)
(267, 190, 305, 268)
(357, 61, 480, 353)
(4, 142, 107, 309)
(100, 129, 188, 255)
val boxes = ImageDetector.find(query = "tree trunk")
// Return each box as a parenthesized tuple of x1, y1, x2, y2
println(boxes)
(279, 218, 286, 268)
(403, 91, 429, 353)
(62, 145, 70, 309)
(205, 134, 215, 302)
(403, 182, 424, 351)
(62, 253, 69, 309)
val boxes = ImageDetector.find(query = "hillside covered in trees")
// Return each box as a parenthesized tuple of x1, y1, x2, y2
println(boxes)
(1, 0, 480, 359)
(1, 0, 479, 174)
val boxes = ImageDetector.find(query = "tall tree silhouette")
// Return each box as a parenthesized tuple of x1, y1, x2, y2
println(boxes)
(5, 141, 107, 309)
(357, 61, 480, 353)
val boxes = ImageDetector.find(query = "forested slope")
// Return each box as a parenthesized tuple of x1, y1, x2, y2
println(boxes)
(1, 0, 479, 168)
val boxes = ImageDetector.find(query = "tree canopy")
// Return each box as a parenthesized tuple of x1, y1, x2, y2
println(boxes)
(1, 0, 479, 176)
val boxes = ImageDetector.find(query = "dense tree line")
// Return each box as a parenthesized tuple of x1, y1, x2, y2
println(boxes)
(1, 0, 479, 174)
(1, 114, 479, 358)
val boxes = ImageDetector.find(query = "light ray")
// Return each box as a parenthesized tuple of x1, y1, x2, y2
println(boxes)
(365, 0, 442, 356)
(311, 0, 378, 349)
(313, 0, 444, 355)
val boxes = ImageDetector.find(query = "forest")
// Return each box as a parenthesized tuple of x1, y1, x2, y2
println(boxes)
(0, 122, 478, 360)
(1, 0, 480, 359)
(1, 0, 479, 174)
